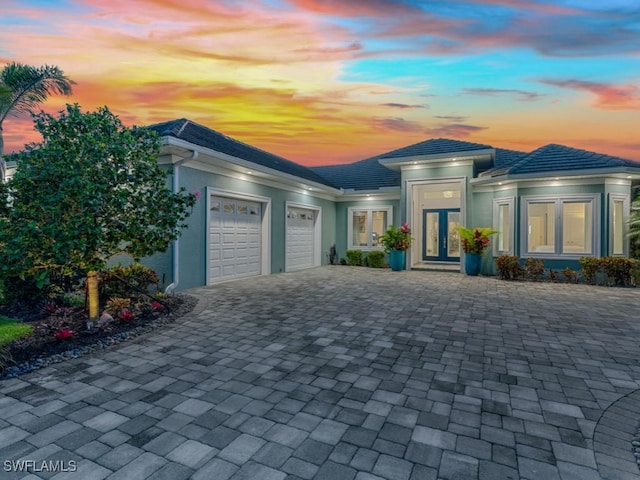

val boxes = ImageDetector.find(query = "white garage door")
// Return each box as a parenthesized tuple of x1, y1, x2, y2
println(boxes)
(286, 207, 316, 271)
(209, 196, 262, 283)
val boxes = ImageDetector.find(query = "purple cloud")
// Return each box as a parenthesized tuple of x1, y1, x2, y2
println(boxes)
(462, 88, 543, 101)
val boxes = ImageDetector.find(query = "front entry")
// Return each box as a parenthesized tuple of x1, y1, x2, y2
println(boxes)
(422, 209, 461, 262)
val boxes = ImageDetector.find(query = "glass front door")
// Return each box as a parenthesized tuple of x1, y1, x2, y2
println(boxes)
(422, 209, 461, 262)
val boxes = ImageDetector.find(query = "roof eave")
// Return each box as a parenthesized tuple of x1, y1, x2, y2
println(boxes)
(160, 137, 344, 195)
(470, 166, 640, 186)
(378, 149, 495, 171)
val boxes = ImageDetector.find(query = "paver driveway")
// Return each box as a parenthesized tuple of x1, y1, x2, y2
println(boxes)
(1, 266, 640, 480)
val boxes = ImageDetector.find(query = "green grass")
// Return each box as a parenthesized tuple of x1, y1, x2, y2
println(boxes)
(0, 315, 34, 346)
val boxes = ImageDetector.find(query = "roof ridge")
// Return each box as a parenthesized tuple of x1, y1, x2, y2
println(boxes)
(175, 118, 190, 137)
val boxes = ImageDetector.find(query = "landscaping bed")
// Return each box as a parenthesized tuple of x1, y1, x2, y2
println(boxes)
(0, 293, 197, 379)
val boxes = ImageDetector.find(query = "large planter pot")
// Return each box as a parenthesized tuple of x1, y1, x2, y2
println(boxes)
(464, 253, 482, 276)
(388, 250, 406, 271)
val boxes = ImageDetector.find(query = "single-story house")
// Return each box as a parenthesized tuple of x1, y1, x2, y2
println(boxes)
(142, 118, 640, 290)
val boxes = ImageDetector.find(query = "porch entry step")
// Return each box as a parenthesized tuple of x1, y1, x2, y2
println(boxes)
(411, 262, 461, 273)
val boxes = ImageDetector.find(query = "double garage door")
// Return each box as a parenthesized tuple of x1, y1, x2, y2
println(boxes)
(209, 197, 317, 283)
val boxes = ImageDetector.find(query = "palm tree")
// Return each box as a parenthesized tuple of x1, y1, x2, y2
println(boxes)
(0, 62, 74, 180)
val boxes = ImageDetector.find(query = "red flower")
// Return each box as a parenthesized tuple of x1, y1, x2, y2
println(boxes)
(55, 328, 74, 340)
(150, 301, 163, 311)
(120, 309, 134, 321)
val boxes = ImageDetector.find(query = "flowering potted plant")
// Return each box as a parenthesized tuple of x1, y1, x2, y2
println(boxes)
(379, 223, 413, 271)
(456, 226, 498, 275)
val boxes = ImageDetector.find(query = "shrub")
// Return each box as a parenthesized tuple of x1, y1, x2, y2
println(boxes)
(495, 255, 524, 280)
(104, 297, 132, 318)
(600, 257, 637, 287)
(339, 258, 348, 265)
(346, 250, 364, 266)
(99, 263, 159, 302)
(562, 267, 577, 283)
(1, 276, 51, 308)
(524, 258, 545, 281)
(367, 251, 385, 268)
(61, 292, 85, 308)
(549, 269, 558, 282)
(579, 257, 602, 285)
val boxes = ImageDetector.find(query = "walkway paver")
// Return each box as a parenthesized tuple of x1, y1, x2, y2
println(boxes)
(1, 266, 640, 479)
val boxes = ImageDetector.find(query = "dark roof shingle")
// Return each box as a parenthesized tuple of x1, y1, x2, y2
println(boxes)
(311, 154, 400, 190)
(148, 119, 339, 188)
(508, 144, 640, 175)
(380, 138, 492, 160)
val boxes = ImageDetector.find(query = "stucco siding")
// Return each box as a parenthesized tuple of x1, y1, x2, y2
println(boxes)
(172, 165, 336, 290)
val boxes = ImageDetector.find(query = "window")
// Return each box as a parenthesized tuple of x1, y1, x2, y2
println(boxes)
(522, 195, 600, 257)
(527, 202, 556, 253)
(348, 207, 392, 249)
(610, 194, 629, 256)
(562, 202, 592, 254)
(493, 198, 514, 255)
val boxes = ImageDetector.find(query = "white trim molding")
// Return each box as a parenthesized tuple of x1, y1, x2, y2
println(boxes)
(492, 197, 515, 256)
(347, 205, 393, 251)
(405, 177, 466, 272)
(609, 193, 630, 257)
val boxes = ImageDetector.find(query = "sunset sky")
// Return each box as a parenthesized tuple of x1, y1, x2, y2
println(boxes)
(2, 0, 639, 165)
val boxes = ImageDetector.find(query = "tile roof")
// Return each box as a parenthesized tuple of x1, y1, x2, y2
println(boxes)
(379, 138, 493, 160)
(494, 148, 527, 168)
(147, 119, 639, 191)
(147, 119, 339, 189)
(312, 138, 494, 190)
(507, 144, 640, 175)
(311, 154, 400, 190)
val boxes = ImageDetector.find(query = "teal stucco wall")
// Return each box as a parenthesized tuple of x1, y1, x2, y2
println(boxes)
(151, 165, 336, 291)
(334, 199, 400, 261)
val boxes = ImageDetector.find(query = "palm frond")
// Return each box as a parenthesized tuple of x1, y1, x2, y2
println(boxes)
(0, 62, 74, 125)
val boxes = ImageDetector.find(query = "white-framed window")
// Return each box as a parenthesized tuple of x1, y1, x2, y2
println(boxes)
(521, 194, 600, 258)
(609, 194, 630, 256)
(347, 206, 393, 249)
(493, 197, 515, 255)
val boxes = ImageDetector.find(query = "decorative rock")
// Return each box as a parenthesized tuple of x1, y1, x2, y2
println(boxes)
(98, 312, 114, 327)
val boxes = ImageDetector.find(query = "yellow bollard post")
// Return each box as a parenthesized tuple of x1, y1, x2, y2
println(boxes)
(87, 271, 99, 327)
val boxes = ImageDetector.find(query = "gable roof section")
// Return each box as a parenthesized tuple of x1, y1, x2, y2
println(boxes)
(316, 138, 495, 190)
(508, 144, 640, 175)
(311, 154, 400, 190)
(148, 119, 339, 189)
(379, 138, 493, 160)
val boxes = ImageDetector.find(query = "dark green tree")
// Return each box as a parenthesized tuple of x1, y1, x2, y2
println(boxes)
(0, 62, 74, 180)
(0, 104, 196, 314)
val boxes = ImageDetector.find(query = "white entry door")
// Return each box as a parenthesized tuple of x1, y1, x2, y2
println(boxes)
(209, 196, 262, 283)
(286, 207, 316, 271)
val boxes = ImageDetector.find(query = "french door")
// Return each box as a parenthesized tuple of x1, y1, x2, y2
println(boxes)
(422, 209, 461, 262)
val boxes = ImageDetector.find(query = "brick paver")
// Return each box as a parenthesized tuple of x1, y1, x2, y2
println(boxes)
(1, 267, 639, 479)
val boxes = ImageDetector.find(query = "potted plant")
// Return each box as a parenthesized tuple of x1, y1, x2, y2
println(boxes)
(379, 223, 413, 271)
(456, 226, 498, 276)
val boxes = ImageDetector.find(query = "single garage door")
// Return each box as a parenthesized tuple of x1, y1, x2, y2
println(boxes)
(286, 207, 316, 271)
(209, 196, 262, 283)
